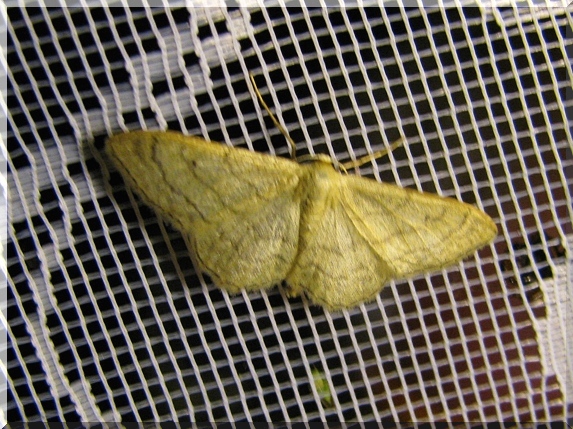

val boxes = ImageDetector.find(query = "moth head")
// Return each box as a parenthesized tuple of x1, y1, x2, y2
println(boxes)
(312, 154, 337, 166)
(296, 153, 344, 173)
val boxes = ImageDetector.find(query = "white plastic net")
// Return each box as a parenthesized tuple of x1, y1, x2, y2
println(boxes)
(5, 4, 572, 423)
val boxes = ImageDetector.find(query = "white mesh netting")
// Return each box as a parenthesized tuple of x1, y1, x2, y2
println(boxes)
(4, 4, 572, 423)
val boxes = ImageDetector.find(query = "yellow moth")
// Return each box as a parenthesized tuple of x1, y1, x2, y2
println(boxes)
(106, 78, 497, 311)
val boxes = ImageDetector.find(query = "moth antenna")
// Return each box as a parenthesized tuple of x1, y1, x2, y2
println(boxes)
(249, 73, 297, 159)
(341, 137, 404, 171)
